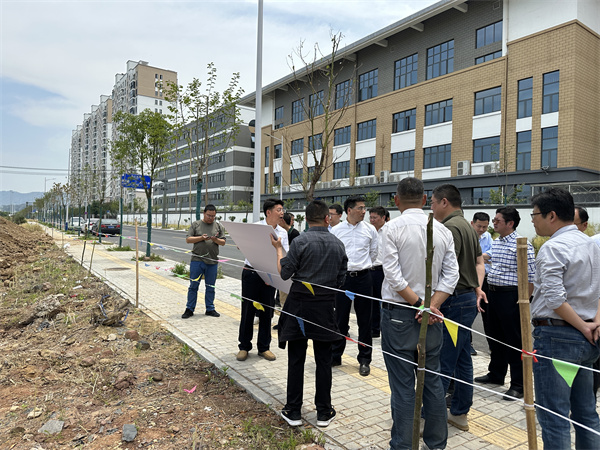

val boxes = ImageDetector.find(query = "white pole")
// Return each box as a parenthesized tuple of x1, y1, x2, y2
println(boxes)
(252, 0, 263, 222)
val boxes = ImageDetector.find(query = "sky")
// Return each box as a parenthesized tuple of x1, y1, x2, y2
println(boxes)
(0, 0, 438, 194)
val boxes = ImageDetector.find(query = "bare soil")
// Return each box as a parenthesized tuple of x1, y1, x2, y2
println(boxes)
(0, 218, 323, 449)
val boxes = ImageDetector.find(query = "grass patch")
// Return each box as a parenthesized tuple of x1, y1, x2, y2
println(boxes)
(131, 253, 165, 262)
(171, 262, 190, 278)
(21, 223, 43, 233)
(108, 245, 133, 252)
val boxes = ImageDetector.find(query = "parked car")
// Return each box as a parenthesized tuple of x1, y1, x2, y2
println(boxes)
(69, 217, 83, 231)
(84, 218, 99, 234)
(91, 218, 121, 236)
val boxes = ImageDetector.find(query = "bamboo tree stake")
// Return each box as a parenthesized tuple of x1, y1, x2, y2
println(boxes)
(135, 218, 140, 308)
(412, 212, 434, 448)
(517, 236, 538, 448)
(89, 241, 96, 277)
(81, 240, 87, 265)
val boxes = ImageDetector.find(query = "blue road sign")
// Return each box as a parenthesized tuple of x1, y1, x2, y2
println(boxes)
(121, 174, 151, 189)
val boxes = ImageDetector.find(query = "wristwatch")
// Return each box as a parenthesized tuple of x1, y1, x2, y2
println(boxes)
(413, 298, 423, 308)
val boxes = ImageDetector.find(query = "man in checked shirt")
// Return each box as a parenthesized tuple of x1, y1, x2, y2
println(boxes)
(475, 207, 535, 401)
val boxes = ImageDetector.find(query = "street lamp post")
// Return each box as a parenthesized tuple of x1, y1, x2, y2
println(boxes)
(44, 177, 56, 223)
(265, 133, 284, 200)
(252, 0, 264, 222)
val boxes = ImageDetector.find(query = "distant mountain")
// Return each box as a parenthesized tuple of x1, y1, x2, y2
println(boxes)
(0, 190, 44, 213)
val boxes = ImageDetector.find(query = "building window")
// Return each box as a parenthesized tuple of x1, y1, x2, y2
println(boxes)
(473, 136, 500, 163)
(394, 54, 418, 90)
(541, 127, 558, 168)
(357, 119, 377, 141)
(516, 131, 531, 171)
(264, 174, 269, 194)
(517, 78, 533, 119)
(356, 157, 375, 176)
(391, 150, 415, 172)
(476, 20, 502, 48)
(475, 87, 501, 116)
(291, 138, 304, 155)
(334, 161, 350, 179)
(274, 172, 281, 188)
(472, 187, 494, 204)
(309, 91, 324, 117)
(274, 144, 282, 159)
(275, 106, 284, 120)
(424, 144, 451, 169)
(274, 123, 283, 130)
(335, 80, 352, 109)
(308, 133, 322, 151)
(392, 108, 416, 133)
(427, 40, 454, 80)
(542, 71, 559, 114)
(291, 98, 305, 124)
(358, 69, 378, 101)
(475, 51, 502, 65)
(291, 168, 303, 184)
(425, 99, 452, 126)
(265, 146, 269, 167)
(334, 126, 351, 146)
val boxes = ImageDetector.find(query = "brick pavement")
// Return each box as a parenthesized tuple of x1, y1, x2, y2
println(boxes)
(51, 230, 557, 449)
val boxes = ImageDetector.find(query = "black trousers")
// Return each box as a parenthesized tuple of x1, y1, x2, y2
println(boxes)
(487, 286, 523, 389)
(479, 276, 492, 348)
(332, 271, 373, 364)
(370, 269, 384, 333)
(285, 339, 332, 414)
(239, 268, 275, 352)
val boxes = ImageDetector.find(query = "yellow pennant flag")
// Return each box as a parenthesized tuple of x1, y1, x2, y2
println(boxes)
(253, 301, 265, 312)
(302, 282, 315, 295)
(444, 319, 459, 347)
(192, 274, 202, 281)
(552, 359, 579, 387)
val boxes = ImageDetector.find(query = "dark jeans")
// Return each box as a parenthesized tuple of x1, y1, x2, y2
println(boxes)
(332, 271, 373, 364)
(285, 339, 333, 415)
(487, 286, 522, 389)
(370, 268, 384, 333)
(186, 260, 218, 312)
(238, 268, 275, 352)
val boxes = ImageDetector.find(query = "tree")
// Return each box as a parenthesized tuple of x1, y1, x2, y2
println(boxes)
(164, 63, 244, 220)
(112, 109, 173, 256)
(364, 190, 381, 208)
(487, 184, 526, 205)
(285, 31, 356, 201)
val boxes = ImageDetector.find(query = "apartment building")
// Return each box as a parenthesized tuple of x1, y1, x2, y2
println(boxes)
(240, 0, 599, 207)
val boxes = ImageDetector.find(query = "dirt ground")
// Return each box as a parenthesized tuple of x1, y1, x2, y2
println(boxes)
(0, 218, 324, 449)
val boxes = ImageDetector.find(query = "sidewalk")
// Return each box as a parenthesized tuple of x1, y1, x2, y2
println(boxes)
(52, 230, 545, 449)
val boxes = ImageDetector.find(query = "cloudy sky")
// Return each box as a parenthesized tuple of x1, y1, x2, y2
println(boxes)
(1, 0, 437, 194)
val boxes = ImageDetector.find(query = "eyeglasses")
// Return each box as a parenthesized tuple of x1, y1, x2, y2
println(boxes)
(352, 206, 367, 211)
(491, 218, 504, 224)
(530, 212, 543, 219)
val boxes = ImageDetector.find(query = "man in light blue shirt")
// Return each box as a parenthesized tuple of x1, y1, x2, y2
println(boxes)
(530, 188, 600, 449)
(471, 212, 492, 355)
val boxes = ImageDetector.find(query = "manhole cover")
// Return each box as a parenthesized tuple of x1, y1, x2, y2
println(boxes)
(105, 267, 130, 271)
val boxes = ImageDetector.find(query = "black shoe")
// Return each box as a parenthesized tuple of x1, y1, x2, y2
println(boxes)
(281, 409, 302, 426)
(272, 324, 279, 330)
(181, 309, 194, 319)
(474, 374, 504, 385)
(445, 393, 452, 408)
(316, 408, 336, 427)
(503, 388, 523, 401)
(205, 310, 220, 317)
(332, 358, 342, 367)
(470, 346, 477, 356)
(359, 364, 370, 377)
(371, 330, 380, 338)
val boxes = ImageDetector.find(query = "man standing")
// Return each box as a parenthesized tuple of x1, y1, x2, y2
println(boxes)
(271, 200, 347, 428)
(475, 207, 535, 400)
(573, 205, 589, 233)
(369, 206, 388, 338)
(430, 185, 485, 432)
(331, 195, 378, 376)
(470, 212, 493, 355)
(381, 177, 459, 450)
(182, 204, 226, 319)
(530, 188, 600, 449)
(281, 212, 300, 243)
(328, 204, 343, 230)
(237, 198, 288, 362)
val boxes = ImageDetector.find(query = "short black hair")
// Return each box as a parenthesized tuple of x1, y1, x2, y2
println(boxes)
(473, 212, 490, 223)
(263, 198, 284, 215)
(204, 204, 216, 213)
(531, 188, 575, 222)
(496, 206, 521, 230)
(575, 205, 589, 223)
(396, 177, 424, 203)
(432, 184, 462, 208)
(306, 200, 329, 224)
(369, 206, 387, 218)
(343, 195, 366, 215)
(329, 204, 343, 215)
(283, 212, 293, 226)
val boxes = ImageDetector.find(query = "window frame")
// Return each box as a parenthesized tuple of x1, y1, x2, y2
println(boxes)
(473, 136, 501, 163)
(541, 126, 558, 168)
(291, 98, 305, 124)
(516, 130, 532, 171)
(358, 69, 378, 102)
(426, 40, 454, 80)
(333, 161, 350, 180)
(425, 99, 453, 126)
(334, 126, 351, 146)
(356, 156, 375, 177)
(394, 53, 418, 90)
(357, 119, 377, 141)
(391, 150, 415, 172)
(476, 20, 503, 48)
(423, 144, 451, 169)
(542, 70, 559, 114)
(517, 77, 533, 119)
(291, 138, 304, 156)
(335, 79, 352, 110)
(392, 108, 416, 133)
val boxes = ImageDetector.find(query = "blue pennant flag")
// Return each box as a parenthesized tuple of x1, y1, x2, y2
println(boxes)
(297, 317, 306, 336)
(267, 273, 274, 284)
(345, 290, 355, 301)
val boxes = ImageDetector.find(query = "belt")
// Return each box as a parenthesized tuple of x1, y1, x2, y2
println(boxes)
(370, 265, 383, 271)
(532, 318, 593, 327)
(347, 269, 369, 277)
(382, 302, 406, 310)
(488, 284, 517, 292)
(452, 288, 474, 296)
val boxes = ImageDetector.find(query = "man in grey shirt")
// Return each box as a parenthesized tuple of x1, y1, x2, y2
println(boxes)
(530, 188, 600, 449)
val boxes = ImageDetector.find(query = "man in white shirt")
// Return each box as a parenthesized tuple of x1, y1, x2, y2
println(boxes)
(381, 177, 459, 450)
(328, 204, 343, 231)
(236, 198, 289, 362)
(369, 206, 388, 338)
(331, 195, 378, 376)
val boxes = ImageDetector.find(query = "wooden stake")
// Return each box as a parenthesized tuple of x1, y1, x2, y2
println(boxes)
(81, 240, 87, 265)
(412, 213, 434, 448)
(135, 218, 140, 308)
(517, 236, 537, 449)
(89, 241, 96, 276)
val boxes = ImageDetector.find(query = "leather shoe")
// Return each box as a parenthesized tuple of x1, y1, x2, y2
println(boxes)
(474, 374, 504, 385)
(503, 388, 523, 401)
(359, 364, 370, 376)
(205, 310, 220, 317)
(331, 358, 342, 367)
(371, 330, 380, 338)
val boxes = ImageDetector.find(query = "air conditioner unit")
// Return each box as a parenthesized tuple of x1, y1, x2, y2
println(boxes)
(457, 160, 470, 176)
(282, 186, 290, 193)
(322, 181, 331, 189)
(484, 162, 499, 174)
(316, 181, 325, 189)
(370, 175, 379, 185)
(389, 173, 402, 182)
(379, 170, 390, 183)
(330, 180, 341, 188)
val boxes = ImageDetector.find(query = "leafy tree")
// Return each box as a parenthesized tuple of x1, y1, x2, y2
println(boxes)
(487, 184, 526, 205)
(112, 109, 173, 256)
(364, 190, 380, 208)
